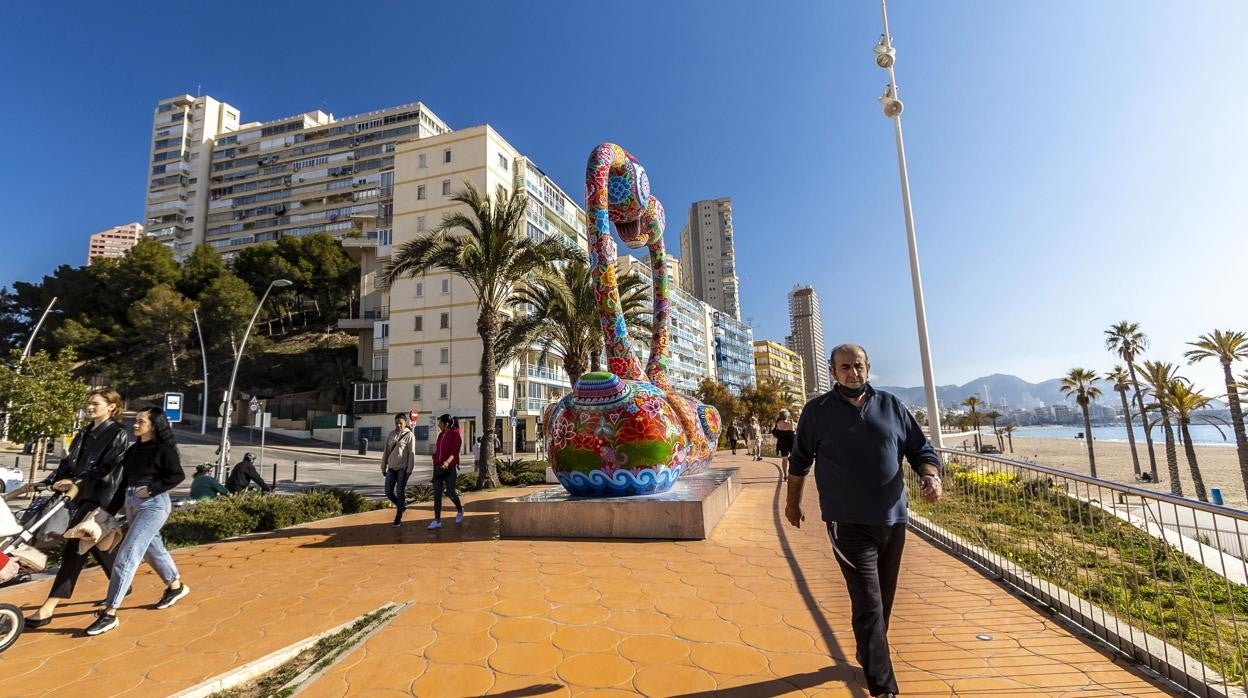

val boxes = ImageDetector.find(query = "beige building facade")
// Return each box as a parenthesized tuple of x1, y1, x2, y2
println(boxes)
(678, 197, 741, 320)
(87, 222, 143, 264)
(753, 339, 807, 408)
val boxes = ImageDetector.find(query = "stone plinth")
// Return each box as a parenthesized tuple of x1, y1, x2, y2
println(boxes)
(499, 468, 740, 540)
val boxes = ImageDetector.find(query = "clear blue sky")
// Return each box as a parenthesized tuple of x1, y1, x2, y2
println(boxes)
(2, 1, 1245, 396)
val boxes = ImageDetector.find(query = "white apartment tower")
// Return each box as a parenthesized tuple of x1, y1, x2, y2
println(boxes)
(787, 285, 830, 397)
(87, 222, 144, 264)
(678, 198, 741, 320)
(143, 94, 450, 259)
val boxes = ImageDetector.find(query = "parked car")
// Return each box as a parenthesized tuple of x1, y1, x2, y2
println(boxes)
(0, 465, 22, 494)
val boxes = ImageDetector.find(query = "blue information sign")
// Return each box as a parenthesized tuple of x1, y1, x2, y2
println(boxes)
(163, 392, 184, 423)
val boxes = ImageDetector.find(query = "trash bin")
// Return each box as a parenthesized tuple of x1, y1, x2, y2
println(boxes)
(357, 438, 368, 455)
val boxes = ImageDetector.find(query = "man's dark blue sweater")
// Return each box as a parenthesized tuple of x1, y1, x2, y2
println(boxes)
(789, 385, 941, 526)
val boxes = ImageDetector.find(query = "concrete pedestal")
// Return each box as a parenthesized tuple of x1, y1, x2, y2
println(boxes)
(499, 467, 740, 540)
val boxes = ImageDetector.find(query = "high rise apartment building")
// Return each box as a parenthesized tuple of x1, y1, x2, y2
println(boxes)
(711, 311, 755, 394)
(143, 94, 450, 259)
(787, 285, 830, 397)
(753, 340, 806, 408)
(87, 222, 144, 264)
(678, 198, 741, 320)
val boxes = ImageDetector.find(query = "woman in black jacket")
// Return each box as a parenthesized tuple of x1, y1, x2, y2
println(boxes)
(25, 388, 131, 628)
(86, 406, 188, 636)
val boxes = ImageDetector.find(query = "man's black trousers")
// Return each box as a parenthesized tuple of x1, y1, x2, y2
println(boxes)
(828, 521, 906, 697)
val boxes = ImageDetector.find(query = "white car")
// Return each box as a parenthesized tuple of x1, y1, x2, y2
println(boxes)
(0, 464, 23, 495)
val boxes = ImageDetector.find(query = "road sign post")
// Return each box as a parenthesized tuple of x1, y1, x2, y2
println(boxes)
(163, 392, 184, 424)
(336, 413, 347, 466)
(258, 407, 271, 474)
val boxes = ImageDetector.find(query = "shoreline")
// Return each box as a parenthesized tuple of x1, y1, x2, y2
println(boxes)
(956, 435, 1247, 510)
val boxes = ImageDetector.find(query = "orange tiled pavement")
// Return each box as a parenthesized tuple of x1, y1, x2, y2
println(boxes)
(0, 454, 1178, 697)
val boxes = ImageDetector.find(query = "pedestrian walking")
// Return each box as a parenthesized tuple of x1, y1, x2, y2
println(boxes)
(24, 388, 131, 629)
(785, 344, 943, 698)
(226, 453, 270, 493)
(189, 464, 228, 500)
(729, 421, 743, 455)
(86, 406, 190, 636)
(772, 409, 796, 480)
(428, 414, 464, 530)
(382, 413, 416, 527)
(748, 416, 763, 461)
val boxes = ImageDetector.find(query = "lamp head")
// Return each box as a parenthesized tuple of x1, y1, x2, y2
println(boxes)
(273, 279, 294, 288)
(872, 35, 896, 69)
(878, 84, 904, 118)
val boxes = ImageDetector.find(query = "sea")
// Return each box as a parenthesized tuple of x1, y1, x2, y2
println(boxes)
(1011, 424, 1238, 447)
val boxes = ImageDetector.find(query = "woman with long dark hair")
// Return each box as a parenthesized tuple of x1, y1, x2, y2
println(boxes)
(85, 406, 188, 636)
(25, 388, 130, 628)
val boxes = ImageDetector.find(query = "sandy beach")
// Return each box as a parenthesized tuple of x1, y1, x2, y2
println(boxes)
(957, 435, 1248, 510)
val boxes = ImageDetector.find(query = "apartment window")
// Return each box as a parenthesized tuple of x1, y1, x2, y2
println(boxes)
(498, 384, 510, 399)
(439, 347, 449, 364)
(443, 149, 452, 164)
(416, 185, 425, 200)
(441, 279, 450, 294)
(440, 383, 448, 399)
(414, 316, 423, 331)
(439, 312, 449, 329)
(441, 179, 451, 196)
(417, 216, 426, 231)
(418, 153, 427, 168)
(412, 385, 422, 401)
(413, 349, 423, 365)
(497, 153, 509, 171)
(414, 281, 423, 297)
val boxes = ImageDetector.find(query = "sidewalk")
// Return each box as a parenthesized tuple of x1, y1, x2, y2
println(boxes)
(0, 454, 1176, 697)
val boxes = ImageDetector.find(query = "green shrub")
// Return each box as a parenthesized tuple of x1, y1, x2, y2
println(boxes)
(406, 483, 435, 502)
(457, 472, 479, 491)
(165, 499, 261, 546)
(311, 487, 380, 514)
(516, 471, 548, 486)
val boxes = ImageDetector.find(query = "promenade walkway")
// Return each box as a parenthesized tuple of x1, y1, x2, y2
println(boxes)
(0, 454, 1177, 696)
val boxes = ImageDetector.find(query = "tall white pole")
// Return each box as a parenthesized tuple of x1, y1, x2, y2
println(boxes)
(216, 279, 291, 479)
(193, 308, 209, 435)
(3, 296, 58, 443)
(878, 0, 944, 447)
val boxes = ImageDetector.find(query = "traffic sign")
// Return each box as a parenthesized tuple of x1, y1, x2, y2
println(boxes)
(163, 392, 184, 423)
(249, 397, 261, 413)
(336, 413, 348, 427)
(408, 408, 420, 424)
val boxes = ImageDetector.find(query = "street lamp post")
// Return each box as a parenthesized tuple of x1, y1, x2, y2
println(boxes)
(216, 279, 292, 479)
(192, 308, 209, 435)
(874, 0, 944, 447)
(2, 296, 58, 443)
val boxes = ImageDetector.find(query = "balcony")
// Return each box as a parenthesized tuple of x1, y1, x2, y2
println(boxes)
(516, 397, 559, 414)
(522, 364, 569, 385)
(372, 335, 389, 351)
(338, 303, 390, 331)
(352, 381, 387, 414)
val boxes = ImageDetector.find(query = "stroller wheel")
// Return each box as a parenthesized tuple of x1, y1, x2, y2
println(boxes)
(0, 603, 23, 653)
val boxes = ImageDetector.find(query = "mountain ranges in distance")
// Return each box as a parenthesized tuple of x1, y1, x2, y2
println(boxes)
(874, 373, 1227, 412)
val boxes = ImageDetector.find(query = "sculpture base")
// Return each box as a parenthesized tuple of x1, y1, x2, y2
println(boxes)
(499, 468, 739, 540)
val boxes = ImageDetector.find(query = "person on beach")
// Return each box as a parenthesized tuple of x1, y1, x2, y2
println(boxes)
(86, 406, 189, 636)
(428, 414, 464, 530)
(382, 412, 416, 527)
(748, 416, 763, 461)
(24, 388, 131, 629)
(772, 410, 796, 480)
(785, 344, 943, 698)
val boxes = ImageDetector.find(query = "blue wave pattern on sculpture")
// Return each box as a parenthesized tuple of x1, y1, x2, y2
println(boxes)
(555, 464, 684, 497)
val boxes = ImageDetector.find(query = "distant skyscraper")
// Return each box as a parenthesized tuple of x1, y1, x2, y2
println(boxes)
(87, 222, 143, 264)
(787, 285, 830, 396)
(678, 198, 741, 320)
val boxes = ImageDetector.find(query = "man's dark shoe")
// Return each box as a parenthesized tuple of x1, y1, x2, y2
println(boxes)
(156, 584, 191, 610)
(85, 612, 118, 636)
(23, 615, 51, 629)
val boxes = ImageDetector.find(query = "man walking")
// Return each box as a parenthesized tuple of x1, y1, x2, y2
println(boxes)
(785, 344, 943, 698)
(382, 413, 416, 527)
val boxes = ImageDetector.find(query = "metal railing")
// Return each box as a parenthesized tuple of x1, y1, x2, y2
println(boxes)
(910, 449, 1248, 697)
(521, 364, 568, 383)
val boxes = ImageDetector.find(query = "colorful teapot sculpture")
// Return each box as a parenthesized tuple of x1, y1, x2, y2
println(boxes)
(543, 144, 721, 497)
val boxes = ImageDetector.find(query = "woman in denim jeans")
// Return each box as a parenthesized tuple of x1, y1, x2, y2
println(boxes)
(86, 407, 188, 636)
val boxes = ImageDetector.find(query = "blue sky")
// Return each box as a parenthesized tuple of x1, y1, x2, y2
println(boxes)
(2, 1, 1245, 397)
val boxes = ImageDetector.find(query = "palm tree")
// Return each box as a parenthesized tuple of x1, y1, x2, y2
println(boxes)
(1162, 378, 1213, 502)
(1137, 360, 1183, 496)
(1105, 322, 1158, 482)
(1001, 424, 1017, 453)
(384, 183, 578, 487)
(986, 410, 1003, 451)
(1184, 329, 1248, 496)
(961, 396, 983, 451)
(1105, 365, 1142, 479)
(1060, 368, 1102, 479)
(511, 259, 648, 388)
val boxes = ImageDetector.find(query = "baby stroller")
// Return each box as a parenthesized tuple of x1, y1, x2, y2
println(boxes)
(1, 486, 75, 653)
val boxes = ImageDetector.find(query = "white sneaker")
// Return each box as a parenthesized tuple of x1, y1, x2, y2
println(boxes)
(427, 520, 442, 530)
(455, 510, 464, 524)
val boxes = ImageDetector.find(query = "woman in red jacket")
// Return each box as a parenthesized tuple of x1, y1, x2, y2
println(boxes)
(428, 414, 464, 530)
